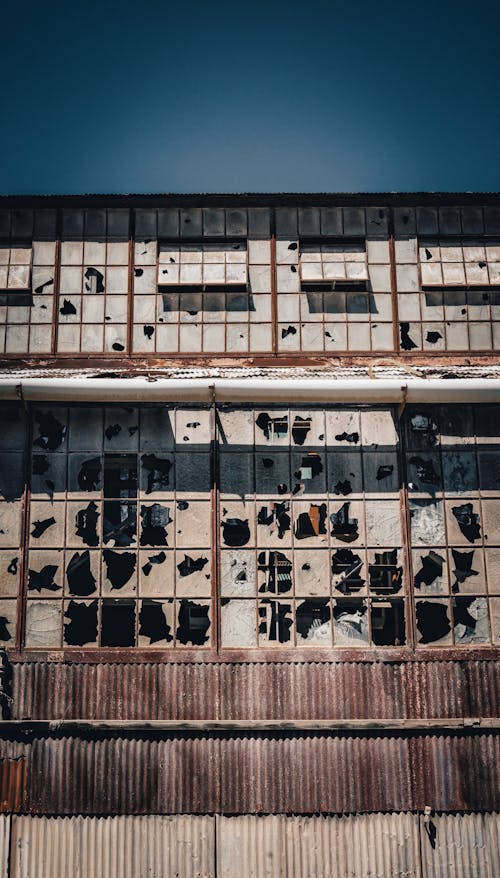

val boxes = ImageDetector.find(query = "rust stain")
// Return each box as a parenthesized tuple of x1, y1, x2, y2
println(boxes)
(0, 757, 27, 812)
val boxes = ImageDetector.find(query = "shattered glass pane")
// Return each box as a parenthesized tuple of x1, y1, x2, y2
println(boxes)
(296, 599, 331, 644)
(333, 599, 369, 646)
(452, 597, 489, 644)
(258, 598, 293, 644)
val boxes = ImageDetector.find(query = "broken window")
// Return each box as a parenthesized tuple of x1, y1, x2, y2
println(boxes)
(219, 405, 406, 648)
(139, 599, 174, 645)
(130, 230, 272, 355)
(333, 599, 369, 645)
(413, 550, 447, 594)
(56, 210, 130, 354)
(24, 403, 212, 649)
(416, 599, 453, 645)
(370, 600, 405, 646)
(276, 235, 393, 353)
(368, 549, 403, 595)
(64, 600, 98, 646)
(407, 404, 498, 646)
(19, 401, 500, 650)
(296, 599, 331, 643)
(258, 598, 293, 644)
(258, 551, 293, 594)
(176, 599, 210, 645)
(397, 236, 500, 353)
(103, 455, 137, 498)
(332, 549, 365, 594)
(0, 244, 32, 291)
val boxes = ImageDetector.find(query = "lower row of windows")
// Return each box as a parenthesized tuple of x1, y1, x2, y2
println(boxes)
(0, 594, 498, 649)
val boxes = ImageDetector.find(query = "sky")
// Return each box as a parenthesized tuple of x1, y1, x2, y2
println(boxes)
(1, 0, 499, 194)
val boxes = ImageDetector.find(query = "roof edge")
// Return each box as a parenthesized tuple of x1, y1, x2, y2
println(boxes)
(1, 192, 500, 208)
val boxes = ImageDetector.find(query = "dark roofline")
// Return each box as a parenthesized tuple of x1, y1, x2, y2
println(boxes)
(0, 192, 500, 208)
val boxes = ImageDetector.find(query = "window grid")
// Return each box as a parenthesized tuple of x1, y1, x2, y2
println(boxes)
(0, 403, 26, 647)
(0, 210, 57, 354)
(276, 237, 394, 353)
(398, 236, 500, 352)
(56, 239, 130, 355)
(132, 238, 273, 355)
(404, 404, 500, 645)
(25, 405, 213, 649)
(1, 402, 500, 651)
(3, 205, 500, 358)
(218, 405, 406, 648)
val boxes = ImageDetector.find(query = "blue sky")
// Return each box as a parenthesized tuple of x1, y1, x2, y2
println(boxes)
(1, 0, 499, 193)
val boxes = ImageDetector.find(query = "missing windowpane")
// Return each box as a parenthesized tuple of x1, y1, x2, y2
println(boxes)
(176, 599, 210, 645)
(101, 599, 136, 647)
(103, 455, 137, 498)
(370, 600, 405, 646)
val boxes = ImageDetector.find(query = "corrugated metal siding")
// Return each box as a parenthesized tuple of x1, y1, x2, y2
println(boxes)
(10, 660, 500, 721)
(218, 662, 407, 721)
(0, 816, 9, 878)
(4, 813, 500, 877)
(282, 813, 420, 878)
(403, 662, 467, 720)
(218, 815, 283, 878)
(12, 662, 219, 721)
(24, 736, 220, 815)
(411, 734, 500, 812)
(219, 733, 413, 814)
(218, 813, 420, 878)
(10, 815, 215, 878)
(421, 812, 500, 878)
(1, 731, 497, 815)
(463, 662, 500, 718)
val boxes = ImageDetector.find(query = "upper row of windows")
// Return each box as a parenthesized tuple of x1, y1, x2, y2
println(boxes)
(3, 237, 500, 292)
(2, 210, 500, 354)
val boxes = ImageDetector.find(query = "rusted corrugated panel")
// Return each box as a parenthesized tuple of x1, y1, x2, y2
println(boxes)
(219, 733, 413, 814)
(0, 816, 9, 878)
(0, 758, 27, 812)
(94, 663, 219, 721)
(464, 662, 500, 718)
(1, 730, 499, 815)
(25, 735, 220, 815)
(12, 662, 219, 721)
(412, 734, 500, 812)
(404, 662, 467, 719)
(421, 812, 500, 878)
(219, 662, 406, 721)
(10, 815, 215, 878)
(12, 659, 500, 722)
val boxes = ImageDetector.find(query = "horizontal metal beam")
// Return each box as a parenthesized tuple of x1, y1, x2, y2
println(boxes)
(2, 377, 500, 403)
(0, 718, 498, 732)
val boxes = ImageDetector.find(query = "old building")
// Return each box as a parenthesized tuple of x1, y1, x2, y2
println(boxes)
(0, 193, 498, 876)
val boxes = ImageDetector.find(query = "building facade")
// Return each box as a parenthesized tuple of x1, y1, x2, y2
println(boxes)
(0, 193, 498, 876)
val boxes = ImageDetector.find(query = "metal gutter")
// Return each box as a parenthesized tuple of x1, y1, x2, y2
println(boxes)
(2, 377, 500, 403)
